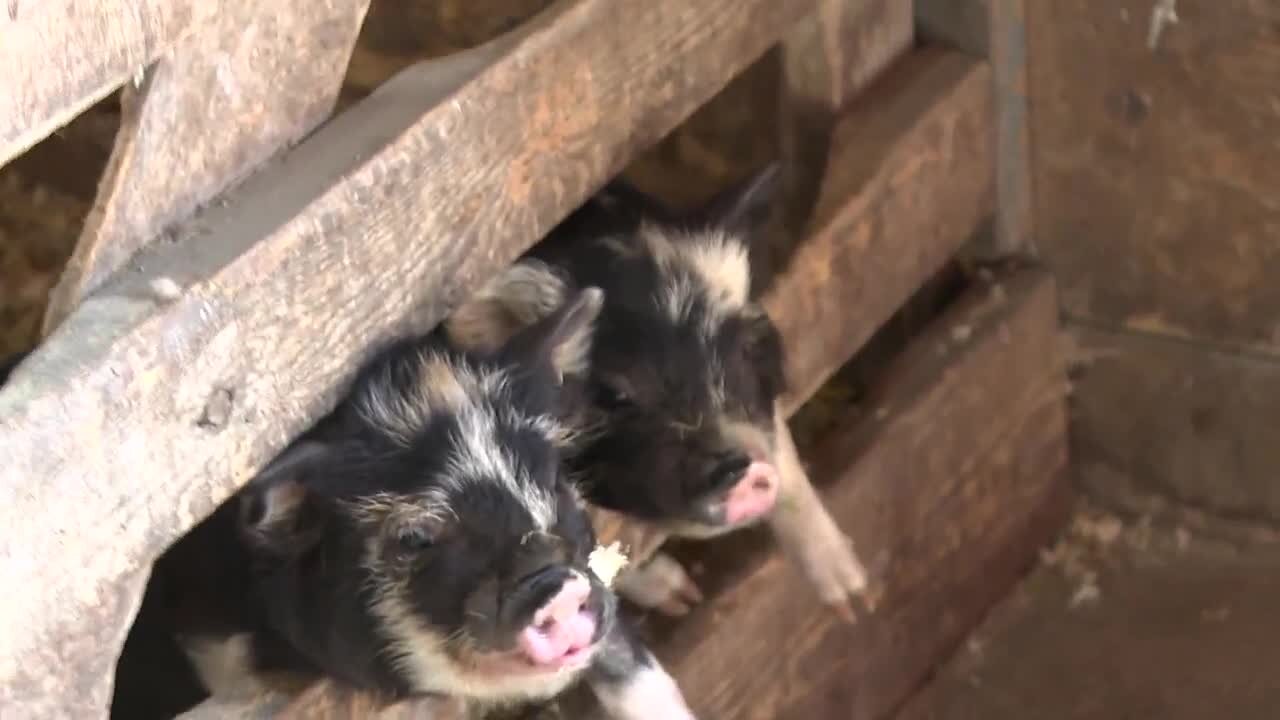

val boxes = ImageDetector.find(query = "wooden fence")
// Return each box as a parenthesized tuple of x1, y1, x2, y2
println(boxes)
(0, 0, 1067, 717)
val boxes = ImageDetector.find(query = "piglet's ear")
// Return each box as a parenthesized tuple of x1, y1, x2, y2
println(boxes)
(238, 440, 332, 555)
(691, 162, 781, 236)
(444, 260, 571, 354)
(506, 286, 604, 383)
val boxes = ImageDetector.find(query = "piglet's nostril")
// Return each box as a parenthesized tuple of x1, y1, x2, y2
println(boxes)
(709, 454, 751, 489)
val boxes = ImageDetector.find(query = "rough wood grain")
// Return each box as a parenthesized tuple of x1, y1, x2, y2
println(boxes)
(39, 0, 372, 336)
(916, 0, 1034, 257)
(765, 48, 996, 415)
(656, 268, 1071, 719)
(0, 0, 817, 714)
(774, 0, 913, 250)
(1067, 323, 1280, 526)
(0, 1, 217, 167)
(1029, 0, 1280, 351)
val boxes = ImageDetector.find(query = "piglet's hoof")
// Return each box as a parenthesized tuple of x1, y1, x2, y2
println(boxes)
(785, 516, 870, 623)
(614, 552, 704, 616)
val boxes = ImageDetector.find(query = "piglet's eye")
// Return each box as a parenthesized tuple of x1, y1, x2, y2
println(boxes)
(593, 381, 633, 411)
(397, 526, 435, 552)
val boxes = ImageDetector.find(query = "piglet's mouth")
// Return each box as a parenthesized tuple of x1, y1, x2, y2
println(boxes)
(514, 574, 598, 671)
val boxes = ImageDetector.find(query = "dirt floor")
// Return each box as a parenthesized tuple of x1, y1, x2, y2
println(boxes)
(896, 498, 1280, 720)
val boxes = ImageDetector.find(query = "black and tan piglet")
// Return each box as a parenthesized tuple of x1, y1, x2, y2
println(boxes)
(148, 288, 695, 718)
(445, 165, 871, 620)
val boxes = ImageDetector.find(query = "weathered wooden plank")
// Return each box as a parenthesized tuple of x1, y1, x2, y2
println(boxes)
(765, 47, 996, 415)
(1029, 0, 1280, 351)
(656, 268, 1071, 719)
(39, 0, 372, 336)
(1067, 322, 1280, 526)
(775, 0, 914, 244)
(0, 1, 215, 167)
(0, 0, 817, 715)
(916, 0, 1034, 256)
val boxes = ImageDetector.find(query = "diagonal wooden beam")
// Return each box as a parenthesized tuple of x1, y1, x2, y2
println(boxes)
(39, 0, 374, 336)
(1, 1, 213, 167)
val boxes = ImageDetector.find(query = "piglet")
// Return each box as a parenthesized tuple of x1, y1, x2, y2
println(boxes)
(445, 166, 871, 621)
(152, 288, 695, 719)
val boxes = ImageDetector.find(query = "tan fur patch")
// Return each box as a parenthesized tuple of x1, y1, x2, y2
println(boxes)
(641, 223, 751, 325)
(446, 261, 569, 353)
(419, 356, 469, 412)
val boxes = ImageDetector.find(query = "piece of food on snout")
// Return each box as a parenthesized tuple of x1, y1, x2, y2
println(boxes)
(445, 164, 871, 622)
(149, 287, 696, 719)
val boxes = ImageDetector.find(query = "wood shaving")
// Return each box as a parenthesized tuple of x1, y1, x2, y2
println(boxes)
(587, 541, 629, 588)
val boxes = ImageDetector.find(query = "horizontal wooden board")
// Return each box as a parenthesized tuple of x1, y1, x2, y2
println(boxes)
(0, 0, 817, 714)
(0, 1, 215, 167)
(764, 47, 996, 415)
(1068, 323, 1280, 525)
(655, 268, 1071, 719)
(1029, 0, 1280, 352)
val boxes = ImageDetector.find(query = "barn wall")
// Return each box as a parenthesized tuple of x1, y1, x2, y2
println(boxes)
(1028, 0, 1280, 521)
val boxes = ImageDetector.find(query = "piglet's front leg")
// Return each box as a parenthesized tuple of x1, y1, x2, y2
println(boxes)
(766, 405, 872, 622)
(613, 551, 704, 616)
(587, 507, 702, 617)
(587, 621, 697, 720)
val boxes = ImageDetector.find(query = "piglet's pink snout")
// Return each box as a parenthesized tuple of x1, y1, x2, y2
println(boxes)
(516, 576, 596, 668)
(723, 460, 779, 525)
